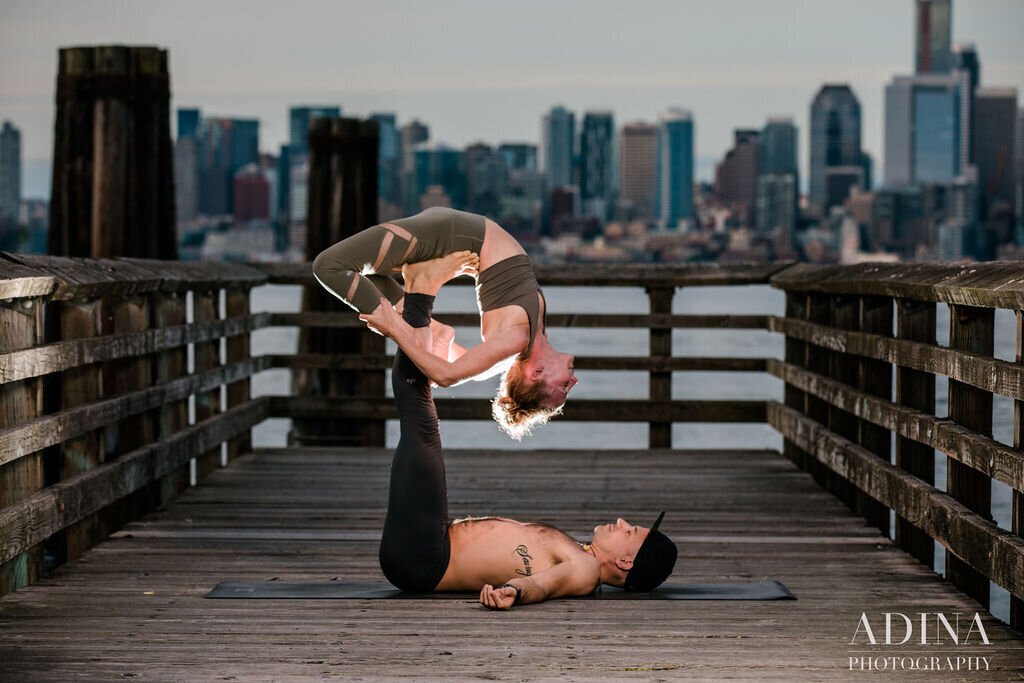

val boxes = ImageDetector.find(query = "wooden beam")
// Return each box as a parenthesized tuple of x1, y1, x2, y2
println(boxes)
(0, 398, 269, 566)
(767, 402, 1024, 602)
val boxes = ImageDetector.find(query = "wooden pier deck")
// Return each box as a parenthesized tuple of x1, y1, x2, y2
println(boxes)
(2, 446, 1021, 680)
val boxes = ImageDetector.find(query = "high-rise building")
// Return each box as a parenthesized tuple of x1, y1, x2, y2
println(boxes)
(973, 88, 1018, 218)
(177, 108, 200, 139)
(1017, 107, 1024, 241)
(885, 73, 968, 186)
(809, 85, 862, 209)
(542, 106, 575, 190)
(289, 106, 341, 154)
(371, 113, 400, 208)
(0, 121, 21, 222)
(953, 43, 981, 167)
(759, 117, 798, 176)
(579, 111, 615, 220)
(233, 163, 271, 222)
(400, 120, 430, 214)
(714, 129, 760, 225)
(757, 118, 798, 235)
(654, 109, 694, 229)
(915, 0, 952, 75)
(498, 143, 537, 171)
(619, 121, 657, 221)
(174, 136, 199, 225)
(195, 117, 260, 215)
(414, 143, 465, 210)
(465, 142, 507, 216)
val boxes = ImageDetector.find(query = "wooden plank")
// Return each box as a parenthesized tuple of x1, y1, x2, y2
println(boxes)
(0, 398, 269, 565)
(946, 305, 994, 608)
(857, 295, 892, 537)
(0, 253, 57, 299)
(647, 287, 673, 448)
(782, 292, 808, 472)
(192, 289, 221, 481)
(271, 396, 767, 423)
(270, 311, 772, 330)
(894, 299, 936, 567)
(766, 359, 1024, 492)
(1013, 309, 1024, 632)
(767, 315, 1024, 401)
(152, 291, 190, 507)
(0, 297, 44, 595)
(252, 261, 793, 287)
(267, 354, 769, 373)
(224, 289, 252, 461)
(768, 402, 1024, 601)
(770, 261, 1024, 310)
(0, 358, 269, 466)
(0, 312, 270, 384)
(807, 294, 850, 505)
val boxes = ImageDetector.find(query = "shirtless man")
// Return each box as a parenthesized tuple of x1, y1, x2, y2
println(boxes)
(377, 254, 677, 609)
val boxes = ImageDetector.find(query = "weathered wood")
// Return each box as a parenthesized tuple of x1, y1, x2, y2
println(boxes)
(767, 315, 1024, 401)
(771, 261, 1024, 310)
(193, 290, 221, 481)
(225, 289, 252, 461)
(0, 312, 269, 384)
(0, 399, 269, 565)
(824, 295, 861, 516)
(252, 261, 794, 287)
(0, 298, 44, 595)
(0, 358, 268, 466)
(894, 299, 936, 567)
(946, 305, 994, 608)
(766, 359, 1024, 492)
(806, 294, 850, 504)
(270, 311, 771, 330)
(0, 255, 56, 299)
(858, 295, 893, 536)
(267, 353, 769, 373)
(768, 402, 1024, 601)
(1013, 309, 1024, 632)
(152, 291, 189, 507)
(272, 396, 767, 423)
(782, 292, 808, 472)
(647, 287, 673, 448)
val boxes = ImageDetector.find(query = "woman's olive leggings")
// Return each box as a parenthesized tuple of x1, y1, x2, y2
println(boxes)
(377, 293, 451, 592)
(312, 207, 485, 314)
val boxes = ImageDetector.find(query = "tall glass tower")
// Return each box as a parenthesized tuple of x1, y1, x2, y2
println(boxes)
(0, 121, 21, 222)
(809, 85, 862, 209)
(915, 0, 952, 75)
(884, 73, 966, 185)
(655, 108, 694, 229)
(289, 106, 341, 154)
(542, 106, 575, 190)
(579, 111, 615, 219)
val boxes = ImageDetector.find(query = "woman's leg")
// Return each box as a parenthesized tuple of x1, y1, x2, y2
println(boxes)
(377, 293, 451, 592)
(312, 224, 412, 314)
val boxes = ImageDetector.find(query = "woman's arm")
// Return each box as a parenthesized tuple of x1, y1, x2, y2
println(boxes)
(361, 298, 526, 386)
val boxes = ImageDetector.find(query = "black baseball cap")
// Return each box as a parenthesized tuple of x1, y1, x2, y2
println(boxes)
(623, 511, 677, 592)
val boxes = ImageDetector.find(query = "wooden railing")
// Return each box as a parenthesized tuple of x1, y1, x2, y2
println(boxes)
(1, 254, 1022, 633)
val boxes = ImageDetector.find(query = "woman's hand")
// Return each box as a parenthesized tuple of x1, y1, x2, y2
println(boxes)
(359, 297, 404, 339)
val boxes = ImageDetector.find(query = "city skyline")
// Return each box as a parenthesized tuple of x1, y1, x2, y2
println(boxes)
(2, 0, 1023, 198)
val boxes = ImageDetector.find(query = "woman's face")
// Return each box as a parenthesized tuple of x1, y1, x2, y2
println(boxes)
(541, 352, 577, 407)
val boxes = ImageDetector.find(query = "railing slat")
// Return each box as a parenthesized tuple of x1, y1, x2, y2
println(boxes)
(1013, 309, 1024, 631)
(193, 289, 221, 481)
(647, 287, 674, 448)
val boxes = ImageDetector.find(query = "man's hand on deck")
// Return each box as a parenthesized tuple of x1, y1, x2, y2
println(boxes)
(479, 583, 518, 610)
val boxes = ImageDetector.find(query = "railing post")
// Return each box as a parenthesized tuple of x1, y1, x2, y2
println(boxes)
(946, 304, 994, 609)
(225, 286, 252, 461)
(857, 295, 893, 537)
(822, 294, 862, 512)
(782, 292, 808, 469)
(894, 299, 936, 567)
(154, 289, 190, 504)
(647, 286, 673, 449)
(193, 287, 222, 480)
(0, 296, 44, 595)
(807, 293, 849, 499)
(1012, 309, 1024, 631)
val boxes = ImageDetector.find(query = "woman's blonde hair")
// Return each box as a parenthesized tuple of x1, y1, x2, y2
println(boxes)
(491, 361, 563, 440)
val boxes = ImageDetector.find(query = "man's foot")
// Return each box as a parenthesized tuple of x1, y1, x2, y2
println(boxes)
(402, 251, 479, 296)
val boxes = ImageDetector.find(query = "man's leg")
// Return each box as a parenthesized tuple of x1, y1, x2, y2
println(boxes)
(377, 292, 452, 593)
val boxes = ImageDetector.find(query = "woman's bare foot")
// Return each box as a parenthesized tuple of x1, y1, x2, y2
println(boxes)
(402, 251, 479, 295)
(430, 320, 456, 361)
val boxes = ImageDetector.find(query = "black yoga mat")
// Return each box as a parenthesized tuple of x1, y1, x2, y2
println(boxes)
(206, 580, 795, 600)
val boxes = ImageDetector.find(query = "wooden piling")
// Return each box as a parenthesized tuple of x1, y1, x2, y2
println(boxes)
(647, 287, 673, 448)
(1012, 309, 1024, 632)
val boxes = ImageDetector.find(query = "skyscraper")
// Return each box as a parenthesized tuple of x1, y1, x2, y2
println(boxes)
(542, 106, 575, 190)
(915, 0, 952, 75)
(0, 121, 21, 222)
(465, 142, 507, 216)
(414, 143, 466, 210)
(579, 111, 615, 219)
(884, 73, 967, 185)
(195, 117, 260, 215)
(655, 108, 694, 229)
(760, 118, 798, 176)
(400, 120, 429, 214)
(714, 129, 760, 225)
(498, 143, 537, 171)
(973, 89, 1018, 218)
(619, 121, 658, 221)
(371, 113, 400, 208)
(289, 106, 341, 154)
(757, 118, 798, 235)
(177, 108, 200, 139)
(809, 85, 862, 209)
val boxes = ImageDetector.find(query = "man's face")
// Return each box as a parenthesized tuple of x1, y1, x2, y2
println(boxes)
(592, 517, 649, 557)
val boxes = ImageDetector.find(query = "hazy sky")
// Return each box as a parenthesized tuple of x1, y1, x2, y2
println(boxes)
(2, 0, 1023, 196)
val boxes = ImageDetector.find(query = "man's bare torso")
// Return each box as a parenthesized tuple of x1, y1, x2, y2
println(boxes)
(434, 517, 598, 592)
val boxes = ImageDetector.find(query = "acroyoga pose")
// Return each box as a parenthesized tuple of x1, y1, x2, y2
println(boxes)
(312, 207, 577, 439)
(378, 256, 677, 607)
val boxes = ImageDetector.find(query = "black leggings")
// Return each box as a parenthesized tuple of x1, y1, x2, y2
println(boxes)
(377, 293, 451, 592)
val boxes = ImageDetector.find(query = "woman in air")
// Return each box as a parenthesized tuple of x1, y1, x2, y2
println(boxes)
(312, 206, 578, 439)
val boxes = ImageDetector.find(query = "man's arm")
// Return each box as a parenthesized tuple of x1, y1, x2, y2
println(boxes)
(479, 556, 600, 610)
